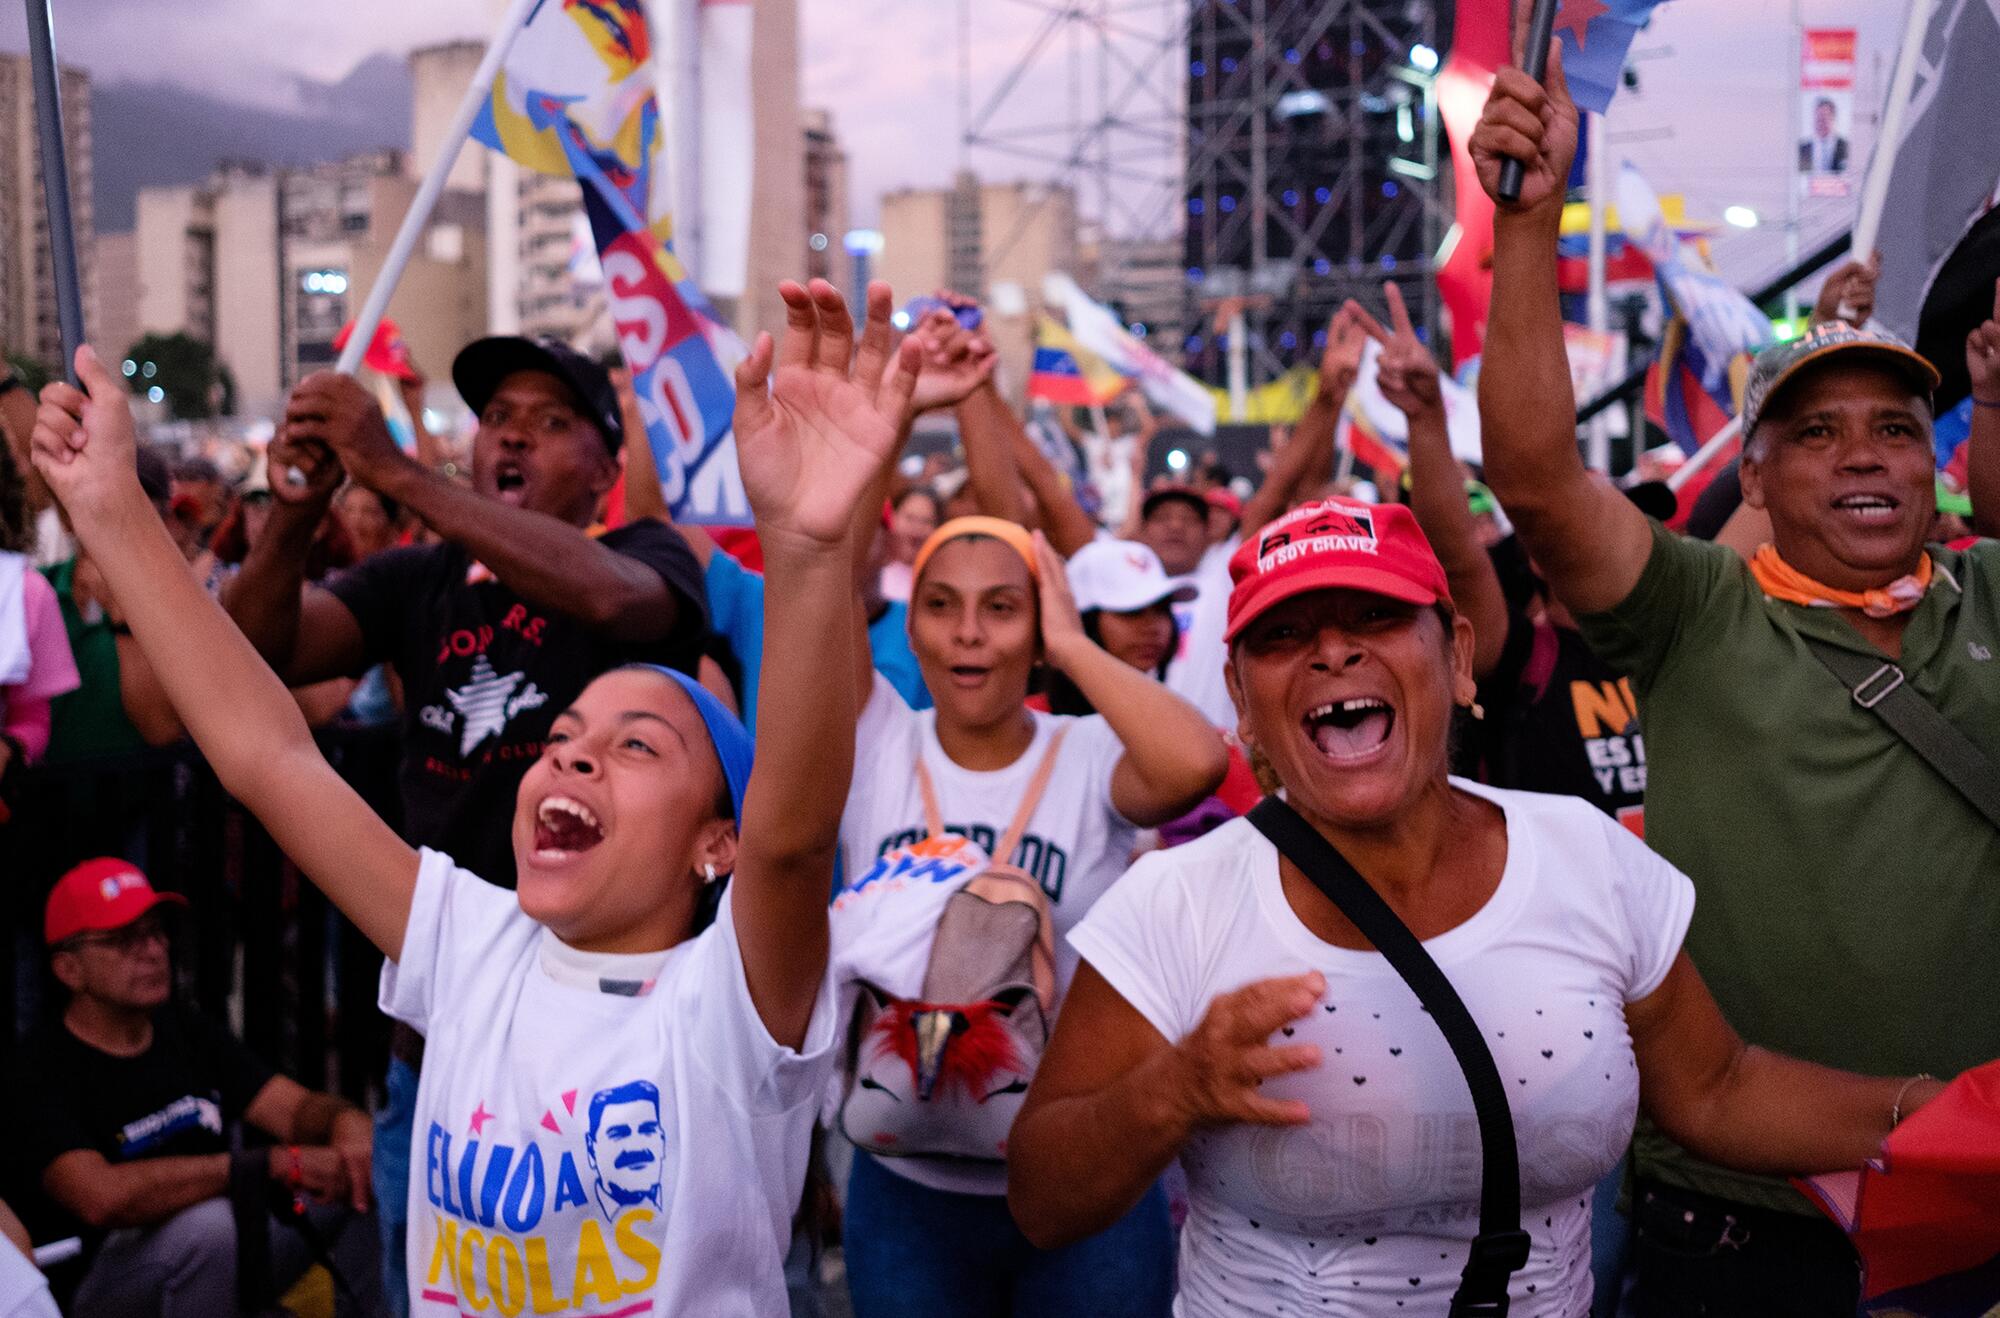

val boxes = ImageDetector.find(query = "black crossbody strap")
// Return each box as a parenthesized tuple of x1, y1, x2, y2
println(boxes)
(1247, 797, 1530, 1317)
(1800, 637, 2000, 830)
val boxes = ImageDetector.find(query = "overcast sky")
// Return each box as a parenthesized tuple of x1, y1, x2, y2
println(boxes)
(0, 0, 1911, 287)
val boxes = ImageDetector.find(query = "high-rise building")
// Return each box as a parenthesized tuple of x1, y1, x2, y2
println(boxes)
(0, 54, 95, 371)
(878, 175, 1079, 307)
(134, 151, 487, 418)
(802, 108, 849, 283)
(1182, 0, 1445, 379)
(1091, 236, 1188, 355)
(92, 231, 139, 366)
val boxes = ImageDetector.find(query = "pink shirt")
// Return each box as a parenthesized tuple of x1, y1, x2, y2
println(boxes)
(2, 570, 81, 763)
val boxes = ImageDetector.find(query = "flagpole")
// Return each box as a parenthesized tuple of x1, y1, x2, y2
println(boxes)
(1584, 110, 1611, 473)
(1666, 414, 1742, 491)
(1848, 0, 1931, 266)
(336, 0, 542, 375)
(23, 0, 86, 381)
(673, 0, 704, 286)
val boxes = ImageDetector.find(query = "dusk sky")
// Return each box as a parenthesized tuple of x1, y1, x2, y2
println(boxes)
(0, 0, 1909, 289)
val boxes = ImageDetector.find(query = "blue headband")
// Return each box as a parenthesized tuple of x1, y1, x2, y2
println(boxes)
(628, 665, 753, 828)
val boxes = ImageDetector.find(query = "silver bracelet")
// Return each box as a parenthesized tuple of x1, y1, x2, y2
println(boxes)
(1891, 1072, 1935, 1128)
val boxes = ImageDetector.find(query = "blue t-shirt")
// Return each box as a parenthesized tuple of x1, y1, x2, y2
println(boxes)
(704, 550, 930, 729)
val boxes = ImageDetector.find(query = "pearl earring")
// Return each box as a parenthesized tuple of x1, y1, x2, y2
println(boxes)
(702, 863, 717, 885)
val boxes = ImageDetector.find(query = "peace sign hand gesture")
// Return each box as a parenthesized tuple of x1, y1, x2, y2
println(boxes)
(1357, 284, 1443, 421)
(732, 279, 923, 552)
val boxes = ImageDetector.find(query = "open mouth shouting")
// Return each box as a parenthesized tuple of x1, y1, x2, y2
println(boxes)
(534, 795, 606, 861)
(1304, 696, 1396, 762)
(493, 459, 529, 506)
(947, 664, 992, 690)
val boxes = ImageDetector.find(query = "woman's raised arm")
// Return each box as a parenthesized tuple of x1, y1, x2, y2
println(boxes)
(31, 346, 417, 958)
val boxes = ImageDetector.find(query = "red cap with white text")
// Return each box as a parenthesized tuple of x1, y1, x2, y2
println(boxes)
(1223, 498, 1452, 642)
(45, 858, 188, 946)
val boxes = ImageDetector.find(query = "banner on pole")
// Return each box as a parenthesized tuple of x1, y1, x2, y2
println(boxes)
(696, 0, 753, 299)
(1045, 274, 1218, 435)
(1799, 28, 1857, 199)
(473, 0, 749, 525)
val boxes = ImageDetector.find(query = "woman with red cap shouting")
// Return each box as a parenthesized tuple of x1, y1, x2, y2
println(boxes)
(1007, 495, 1948, 1316)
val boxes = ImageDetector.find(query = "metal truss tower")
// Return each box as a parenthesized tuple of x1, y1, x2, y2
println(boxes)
(1183, 0, 1448, 384)
(958, 0, 1194, 339)
(961, 0, 1448, 388)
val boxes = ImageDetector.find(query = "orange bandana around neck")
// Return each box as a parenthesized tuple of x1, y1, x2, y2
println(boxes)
(1750, 544, 1933, 618)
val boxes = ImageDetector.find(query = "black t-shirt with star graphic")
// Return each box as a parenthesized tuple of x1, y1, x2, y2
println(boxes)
(325, 520, 706, 888)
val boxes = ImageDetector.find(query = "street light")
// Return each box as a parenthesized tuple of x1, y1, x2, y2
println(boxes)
(1409, 44, 1440, 73)
(1724, 206, 1760, 229)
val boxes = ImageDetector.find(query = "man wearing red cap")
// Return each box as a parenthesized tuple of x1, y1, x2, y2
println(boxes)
(10, 858, 378, 1316)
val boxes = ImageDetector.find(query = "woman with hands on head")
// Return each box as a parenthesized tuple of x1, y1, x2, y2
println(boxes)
(1009, 489, 1945, 1311)
(833, 506, 1226, 1317)
(29, 277, 923, 1317)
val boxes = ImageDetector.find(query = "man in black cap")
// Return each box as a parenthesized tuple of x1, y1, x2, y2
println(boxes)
(221, 343, 706, 1312)
(224, 342, 705, 889)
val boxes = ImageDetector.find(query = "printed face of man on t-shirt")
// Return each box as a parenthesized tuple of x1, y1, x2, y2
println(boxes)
(584, 1081, 665, 1220)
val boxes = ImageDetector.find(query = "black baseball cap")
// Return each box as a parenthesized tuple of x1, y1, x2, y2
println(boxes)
(451, 337, 624, 455)
(1620, 479, 1678, 522)
(1141, 484, 1210, 521)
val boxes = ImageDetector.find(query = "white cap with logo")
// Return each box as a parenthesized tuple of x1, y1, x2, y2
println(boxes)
(1065, 539, 1200, 614)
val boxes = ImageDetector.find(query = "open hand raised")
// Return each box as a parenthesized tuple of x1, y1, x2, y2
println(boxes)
(908, 305, 999, 414)
(732, 279, 923, 550)
(1318, 302, 1372, 403)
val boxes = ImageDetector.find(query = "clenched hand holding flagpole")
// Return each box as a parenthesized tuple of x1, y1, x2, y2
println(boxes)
(333, 0, 543, 377)
(23, 0, 87, 383)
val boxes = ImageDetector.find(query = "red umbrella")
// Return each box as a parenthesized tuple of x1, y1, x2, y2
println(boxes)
(1799, 1059, 2000, 1314)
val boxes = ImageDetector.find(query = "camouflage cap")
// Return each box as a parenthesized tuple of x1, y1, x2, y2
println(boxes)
(1741, 321, 1940, 439)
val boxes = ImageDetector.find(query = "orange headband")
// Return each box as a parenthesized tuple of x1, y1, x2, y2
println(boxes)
(911, 516, 1040, 585)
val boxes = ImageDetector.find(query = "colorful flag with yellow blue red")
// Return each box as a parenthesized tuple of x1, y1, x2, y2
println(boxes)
(472, 0, 748, 524)
(1028, 318, 1129, 406)
(1552, 0, 1671, 114)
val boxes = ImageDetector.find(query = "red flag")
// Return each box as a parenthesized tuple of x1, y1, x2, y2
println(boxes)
(333, 317, 419, 382)
(1799, 1060, 2000, 1312)
(1435, 0, 1509, 368)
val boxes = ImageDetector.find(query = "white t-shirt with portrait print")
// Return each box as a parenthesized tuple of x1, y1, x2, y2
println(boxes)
(1166, 537, 1240, 729)
(1068, 782, 1695, 1318)
(835, 672, 1138, 1195)
(380, 849, 836, 1318)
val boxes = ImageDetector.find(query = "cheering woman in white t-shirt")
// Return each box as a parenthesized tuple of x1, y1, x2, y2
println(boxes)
(29, 280, 923, 1317)
(1009, 495, 1947, 1317)
(835, 515, 1227, 1317)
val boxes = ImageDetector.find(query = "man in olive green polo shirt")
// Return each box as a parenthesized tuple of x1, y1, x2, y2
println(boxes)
(1469, 51, 1998, 1317)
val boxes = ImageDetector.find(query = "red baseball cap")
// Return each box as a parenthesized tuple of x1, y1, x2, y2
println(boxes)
(1224, 498, 1452, 643)
(1204, 487, 1244, 522)
(45, 858, 188, 946)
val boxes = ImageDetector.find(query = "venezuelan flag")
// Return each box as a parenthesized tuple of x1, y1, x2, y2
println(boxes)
(1029, 317, 1128, 406)
(471, 0, 745, 524)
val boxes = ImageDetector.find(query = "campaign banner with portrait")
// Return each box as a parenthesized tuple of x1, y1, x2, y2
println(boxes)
(1799, 28, 1857, 198)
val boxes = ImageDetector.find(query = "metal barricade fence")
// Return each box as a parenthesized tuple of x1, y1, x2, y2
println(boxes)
(2, 727, 404, 1106)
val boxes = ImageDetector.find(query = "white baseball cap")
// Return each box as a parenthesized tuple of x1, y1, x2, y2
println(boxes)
(1065, 539, 1199, 614)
